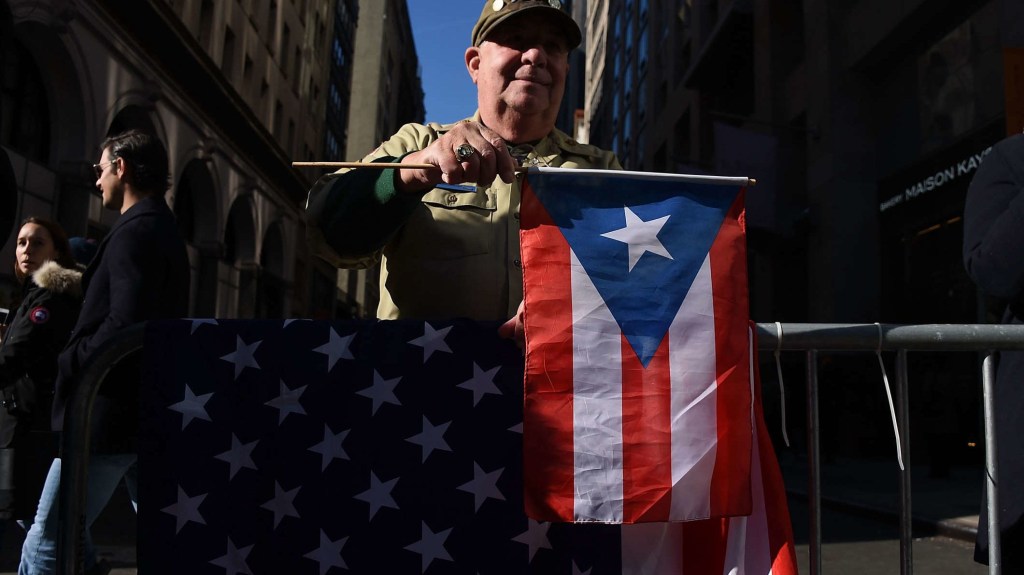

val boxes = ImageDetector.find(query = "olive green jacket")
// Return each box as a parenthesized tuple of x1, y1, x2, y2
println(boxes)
(305, 115, 621, 321)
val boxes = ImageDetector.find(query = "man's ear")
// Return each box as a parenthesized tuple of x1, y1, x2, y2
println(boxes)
(465, 46, 481, 84)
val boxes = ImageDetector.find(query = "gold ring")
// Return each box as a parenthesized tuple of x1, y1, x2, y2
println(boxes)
(456, 144, 476, 162)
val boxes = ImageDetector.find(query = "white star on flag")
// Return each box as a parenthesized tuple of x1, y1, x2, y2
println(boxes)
(213, 433, 258, 480)
(303, 530, 348, 575)
(405, 416, 452, 463)
(209, 538, 254, 575)
(308, 424, 350, 471)
(408, 322, 453, 363)
(403, 521, 454, 572)
(456, 363, 502, 406)
(167, 384, 213, 430)
(261, 481, 301, 528)
(456, 461, 505, 512)
(512, 519, 553, 562)
(313, 327, 355, 371)
(265, 380, 307, 424)
(354, 471, 400, 520)
(220, 336, 262, 380)
(356, 370, 402, 415)
(600, 206, 673, 272)
(572, 561, 594, 575)
(160, 486, 206, 533)
(188, 318, 218, 334)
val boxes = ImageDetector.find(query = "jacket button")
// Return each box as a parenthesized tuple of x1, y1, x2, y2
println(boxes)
(446, 194, 458, 205)
(513, 259, 522, 268)
(513, 211, 520, 220)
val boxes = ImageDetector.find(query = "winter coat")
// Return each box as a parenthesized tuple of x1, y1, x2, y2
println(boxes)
(52, 195, 189, 454)
(0, 261, 82, 519)
(963, 133, 1024, 569)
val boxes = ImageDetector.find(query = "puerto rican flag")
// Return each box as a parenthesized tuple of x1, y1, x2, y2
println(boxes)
(520, 168, 753, 524)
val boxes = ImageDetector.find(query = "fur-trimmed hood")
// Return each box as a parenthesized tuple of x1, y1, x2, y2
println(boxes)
(31, 260, 84, 298)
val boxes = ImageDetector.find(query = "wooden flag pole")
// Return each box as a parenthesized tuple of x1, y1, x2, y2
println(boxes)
(292, 161, 437, 169)
(291, 162, 757, 186)
(292, 161, 531, 173)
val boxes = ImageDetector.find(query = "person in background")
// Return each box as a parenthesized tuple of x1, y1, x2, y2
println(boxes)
(20, 130, 190, 575)
(0, 218, 82, 548)
(305, 0, 620, 325)
(963, 131, 1024, 573)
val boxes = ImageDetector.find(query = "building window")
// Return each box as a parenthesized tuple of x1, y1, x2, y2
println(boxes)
(222, 26, 236, 80)
(281, 24, 290, 75)
(638, 24, 648, 72)
(919, 21, 977, 152)
(637, 75, 647, 122)
(243, 54, 253, 93)
(199, 0, 214, 49)
(333, 38, 344, 68)
(273, 100, 283, 138)
(0, 40, 50, 163)
(267, 0, 278, 41)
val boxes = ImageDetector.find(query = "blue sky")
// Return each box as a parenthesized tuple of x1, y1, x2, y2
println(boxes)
(407, 1, 484, 123)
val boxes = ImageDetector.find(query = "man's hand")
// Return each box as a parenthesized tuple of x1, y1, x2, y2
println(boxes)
(396, 121, 518, 194)
(498, 300, 525, 351)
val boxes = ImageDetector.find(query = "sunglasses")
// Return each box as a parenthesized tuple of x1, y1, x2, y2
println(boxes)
(92, 158, 119, 179)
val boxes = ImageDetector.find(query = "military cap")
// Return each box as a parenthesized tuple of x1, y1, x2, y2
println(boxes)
(471, 0, 582, 49)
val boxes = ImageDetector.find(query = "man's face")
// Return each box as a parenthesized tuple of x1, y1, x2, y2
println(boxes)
(95, 147, 123, 211)
(469, 13, 569, 125)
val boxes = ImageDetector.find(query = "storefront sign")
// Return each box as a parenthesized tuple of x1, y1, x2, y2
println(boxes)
(879, 146, 992, 212)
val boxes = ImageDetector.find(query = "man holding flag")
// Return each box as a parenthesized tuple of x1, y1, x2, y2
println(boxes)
(303, 1, 797, 573)
(305, 0, 620, 323)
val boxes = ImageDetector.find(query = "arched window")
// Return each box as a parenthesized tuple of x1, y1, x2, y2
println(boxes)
(107, 105, 158, 137)
(1, 40, 50, 163)
(258, 222, 287, 319)
(176, 159, 219, 317)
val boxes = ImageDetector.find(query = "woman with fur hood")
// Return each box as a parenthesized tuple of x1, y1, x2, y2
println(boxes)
(0, 217, 83, 543)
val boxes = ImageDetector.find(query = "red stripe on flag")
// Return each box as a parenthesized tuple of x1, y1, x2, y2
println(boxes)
(521, 181, 576, 521)
(681, 519, 730, 573)
(621, 334, 673, 522)
(708, 190, 753, 517)
(750, 324, 800, 574)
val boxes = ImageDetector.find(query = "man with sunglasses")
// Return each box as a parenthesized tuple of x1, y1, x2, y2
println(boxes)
(20, 129, 189, 575)
(306, 0, 620, 326)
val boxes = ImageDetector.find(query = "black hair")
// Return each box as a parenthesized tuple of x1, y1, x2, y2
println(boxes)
(101, 129, 170, 194)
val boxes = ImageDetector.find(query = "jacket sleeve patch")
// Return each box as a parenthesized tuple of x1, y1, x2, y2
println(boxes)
(29, 306, 50, 324)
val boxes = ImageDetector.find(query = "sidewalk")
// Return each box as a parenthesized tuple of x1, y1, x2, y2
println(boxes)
(779, 453, 983, 542)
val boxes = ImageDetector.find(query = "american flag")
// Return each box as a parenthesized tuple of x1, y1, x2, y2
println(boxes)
(138, 318, 797, 574)
(519, 169, 754, 525)
(140, 319, 633, 574)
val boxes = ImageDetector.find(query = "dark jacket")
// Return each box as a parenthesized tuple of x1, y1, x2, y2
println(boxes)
(52, 194, 189, 453)
(0, 261, 82, 519)
(963, 133, 1024, 569)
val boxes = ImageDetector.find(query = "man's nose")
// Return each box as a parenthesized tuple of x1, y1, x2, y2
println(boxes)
(521, 45, 547, 66)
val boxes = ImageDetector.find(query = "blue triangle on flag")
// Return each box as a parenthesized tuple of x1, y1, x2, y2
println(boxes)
(529, 172, 740, 367)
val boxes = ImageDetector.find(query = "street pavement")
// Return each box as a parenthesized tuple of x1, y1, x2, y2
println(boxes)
(1, 457, 990, 574)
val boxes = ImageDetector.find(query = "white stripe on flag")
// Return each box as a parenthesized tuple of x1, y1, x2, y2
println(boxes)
(621, 523, 684, 575)
(721, 427, 772, 574)
(570, 248, 625, 522)
(668, 254, 718, 521)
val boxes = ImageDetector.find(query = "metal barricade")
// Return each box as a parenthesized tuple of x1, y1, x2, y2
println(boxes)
(55, 322, 1024, 574)
(754, 323, 1024, 575)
